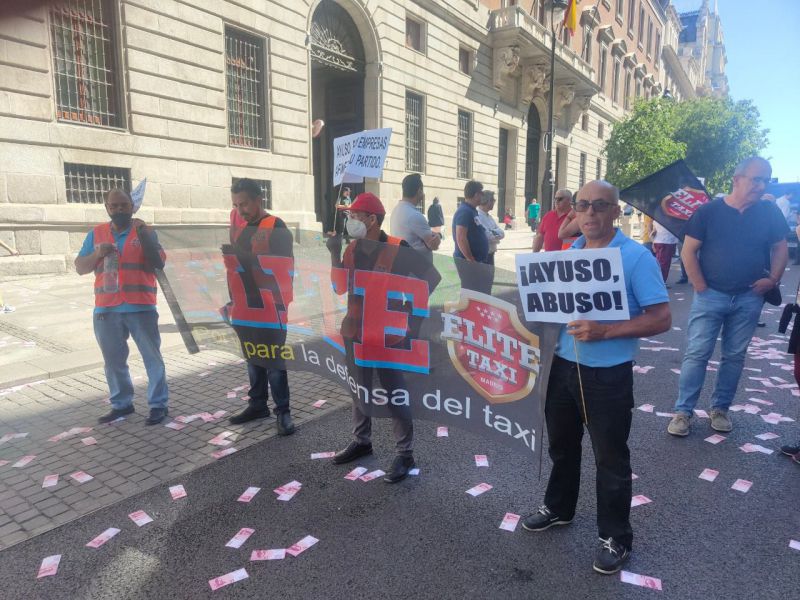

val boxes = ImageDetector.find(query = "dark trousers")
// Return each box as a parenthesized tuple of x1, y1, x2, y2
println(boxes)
(455, 259, 493, 295)
(246, 363, 290, 415)
(544, 356, 634, 549)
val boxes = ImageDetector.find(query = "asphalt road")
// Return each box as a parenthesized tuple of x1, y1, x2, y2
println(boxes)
(2, 268, 799, 600)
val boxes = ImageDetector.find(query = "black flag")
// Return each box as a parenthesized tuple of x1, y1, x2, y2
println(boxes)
(619, 160, 710, 240)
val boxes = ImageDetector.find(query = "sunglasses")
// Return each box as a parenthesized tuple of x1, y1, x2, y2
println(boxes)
(571, 199, 616, 213)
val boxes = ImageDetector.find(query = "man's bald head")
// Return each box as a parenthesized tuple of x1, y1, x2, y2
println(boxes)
(573, 180, 621, 244)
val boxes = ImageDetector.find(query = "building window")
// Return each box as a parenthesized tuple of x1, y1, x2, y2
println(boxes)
(406, 16, 425, 53)
(459, 47, 472, 75)
(598, 122, 604, 139)
(533, 0, 546, 25)
(647, 20, 653, 56)
(581, 25, 592, 63)
(457, 110, 472, 179)
(612, 59, 621, 104)
(628, 1, 636, 33)
(579, 153, 587, 188)
(638, 7, 645, 44)
(635, 78, 642, 98)
(232, 178, 272, 209)
(225, 27, 268, 149)
(405, 91, 424, 172)
(598, 44, 608, 94)
(50, 0, 122, 128)
(596, 158, 603, 180)
(617, 0, 624, 19)
(655, 31, 662, 68)
(561, 26, 570, 47)
(624, 70, 632, 110)
(64, 163, 130, 204)
(581, 113, 589, 131)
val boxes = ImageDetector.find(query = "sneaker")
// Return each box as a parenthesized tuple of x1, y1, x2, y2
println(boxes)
(98, 405, 135, 424)
(276, 412, 295, 436)
(780, 440, 800, 456)
(229, 405, 270, 425)
(145, 407, 168, 425)
(521, 506, 573, 532)
(332, 441, 373, 465)
(384, 455, 415, 484)
(710, 408, 732, 432)
(593, 537, 631, 575)
(667, 413, 691, 437)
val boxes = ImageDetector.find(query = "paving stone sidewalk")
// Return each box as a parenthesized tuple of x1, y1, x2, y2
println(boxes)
(0, 348, 347, 551)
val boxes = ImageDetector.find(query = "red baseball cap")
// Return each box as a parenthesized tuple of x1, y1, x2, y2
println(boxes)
(339, 192, 385, 215)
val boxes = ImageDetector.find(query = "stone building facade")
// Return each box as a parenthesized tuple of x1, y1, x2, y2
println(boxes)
(677, 0, 728, 98)
(0, 0, 705, 275)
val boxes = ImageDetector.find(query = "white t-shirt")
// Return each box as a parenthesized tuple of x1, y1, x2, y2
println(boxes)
(652, 221, 679, 245)
(776, 195, 792, 222)
(390, 199, 434, 259)
(476, 208, 505, 253)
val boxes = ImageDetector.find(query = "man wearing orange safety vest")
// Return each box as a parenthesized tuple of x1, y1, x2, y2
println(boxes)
(326, 192, 439, 483)
(226, 178, 295, 436)
(75, 188, 169, 425)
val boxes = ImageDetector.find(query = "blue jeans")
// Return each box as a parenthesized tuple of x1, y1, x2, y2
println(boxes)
(674, 288, 764, 415)
(93, 311, 169, 410)
(246, 363, 290, 415)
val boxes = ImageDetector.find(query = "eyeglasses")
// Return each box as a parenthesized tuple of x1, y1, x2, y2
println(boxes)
(572, 199, 616, 213)
(554, 195, 569, 201)
(740, 176, 770, 186)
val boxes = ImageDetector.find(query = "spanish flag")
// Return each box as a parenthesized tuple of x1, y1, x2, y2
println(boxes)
(563, 0, 578, 36)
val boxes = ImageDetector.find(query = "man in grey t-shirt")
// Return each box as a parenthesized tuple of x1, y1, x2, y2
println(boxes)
(390, 173, 441, 261)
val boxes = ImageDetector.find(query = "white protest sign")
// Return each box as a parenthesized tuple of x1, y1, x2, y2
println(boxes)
(131, 178, 147, 213)
(515, 247, 629, 324)
(332, 128, 392, 186)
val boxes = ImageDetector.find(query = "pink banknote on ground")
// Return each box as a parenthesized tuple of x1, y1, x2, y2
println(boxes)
(620, 570, 662, 590)
(86, 527, 120, 548)
(310, 452, 335, 459)
(312, 400, 326, 408)
(37, 554, 61, 578)
(704, 434, 726, 444)
(170, 485, 187, 500)
(42, 474, 59, 488)
(436, 427, 448, 437)
(238, 487, 260, 503)
(212, 448, 237, 459)
(358, 470, 385, 482)
(755, 432, 779, 441)
(226, 527, 254, 549)
(731, 479, 752, 493)
(630, 495, 652, 507)
(286, 535, 319, 557)
(208, 568, 248, 591)
(698, 469, 718, 482)
(129, 510, 153, 526)
(499, 513, 520, 532)
(81, 437, 97, 446)
(12, 455, 36, 468)
(251, 549, 285, 561)
(344, 467, 368, 481)
(164, 421, 186, 431)
(475, 455, 489, 467)
(466, 483, 492, 497)
(70, 471, 93, 483)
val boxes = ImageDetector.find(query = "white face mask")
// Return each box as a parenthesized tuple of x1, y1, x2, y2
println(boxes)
(346, 217, 368, 239)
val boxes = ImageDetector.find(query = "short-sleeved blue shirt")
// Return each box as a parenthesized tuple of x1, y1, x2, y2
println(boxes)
(79, 226, 157, 314)
(555, 229, 669, 367)
(452, 202, 489, 263)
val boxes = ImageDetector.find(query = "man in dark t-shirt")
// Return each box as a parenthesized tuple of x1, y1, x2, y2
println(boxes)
(668, 157, 789, 437)
(453, 180, 492, 294)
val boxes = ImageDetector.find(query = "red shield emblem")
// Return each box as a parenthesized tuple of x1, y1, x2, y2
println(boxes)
(660, 187, 709, 221)
(443, 291, 540, 404)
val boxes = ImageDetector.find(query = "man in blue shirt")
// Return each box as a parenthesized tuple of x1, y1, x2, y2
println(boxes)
(521, 180, 671, 575)
(452, 180, 492, 294)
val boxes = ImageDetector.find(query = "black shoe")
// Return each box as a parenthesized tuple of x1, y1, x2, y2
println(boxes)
(521, 505, 573, 532)
(229, 405, 270, 425)
(145, 407, 168, 425)
(332, 441, 373, 464)
(593, 537, 631, 575)
(384, 455, 415, 484)
(757, 321, 766, 328)
(276, 412, 295, 436)
(780, 440, 800, 456)
(98, 405, 135, 424)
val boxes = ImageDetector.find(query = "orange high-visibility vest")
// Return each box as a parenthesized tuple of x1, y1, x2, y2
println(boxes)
(93, 223, 159, 307)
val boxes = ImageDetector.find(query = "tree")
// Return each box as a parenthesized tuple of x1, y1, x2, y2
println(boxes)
(604, 97, 769, 196)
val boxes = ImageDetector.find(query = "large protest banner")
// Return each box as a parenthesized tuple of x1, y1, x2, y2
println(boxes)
(157, 227, 559, 458)
(332, 128, 392, 186)
(515, 248, 630, 323)
(619, 160, 710, 239)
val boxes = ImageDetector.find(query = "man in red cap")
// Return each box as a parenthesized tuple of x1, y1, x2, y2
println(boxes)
(326, 192, 439, 483)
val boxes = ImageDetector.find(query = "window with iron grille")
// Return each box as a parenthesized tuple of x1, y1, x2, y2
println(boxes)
(405, 91, 424, 173)
(581, 113, 589, 131)
(596, 158, 603, 180)
(624, 70, 632, 110)
(598, 45, 608, 94)
(579, 153, 587, 189)
(612, 59, 621, 104)
(581, 25, 592, 63)
(50, 0, 122, 128)
(598, 122, 605, 139)
(64, 163, 130, 204)
(647, 21, 653, 56)
(232, 178, 272, 210)
(617, 0, 624, 19)
(457, 110, 472, 179)
(459, 47, 472, 75)
(628, 1, 636, 33)
(225, 27, 269, 149)
(638, 7, 645, 44)
(405, 16, 424, 53)
(655, 31, 662, 68)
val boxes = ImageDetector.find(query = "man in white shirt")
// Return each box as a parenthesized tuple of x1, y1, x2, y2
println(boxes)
(390, 173, 441, 262)
(476, 190, 505, 265)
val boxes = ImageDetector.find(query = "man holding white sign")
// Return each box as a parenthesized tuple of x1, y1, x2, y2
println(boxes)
(520, 180, 671, 575)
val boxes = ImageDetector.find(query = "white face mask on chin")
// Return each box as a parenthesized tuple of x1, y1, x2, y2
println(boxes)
(346, 218, 368, 239)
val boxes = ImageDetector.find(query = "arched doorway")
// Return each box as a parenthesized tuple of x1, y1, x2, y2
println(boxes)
(523, 103, 542, 210)
(310, 0, 366, 233)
